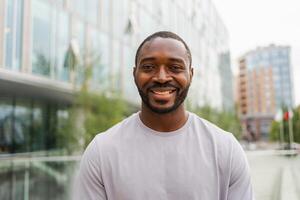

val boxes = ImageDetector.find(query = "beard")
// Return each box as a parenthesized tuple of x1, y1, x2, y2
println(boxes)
(136, 82, 190, 114)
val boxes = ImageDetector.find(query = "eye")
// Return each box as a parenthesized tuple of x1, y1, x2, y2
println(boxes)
(141, 64, 155, 72)
(169, 64, 184, 72)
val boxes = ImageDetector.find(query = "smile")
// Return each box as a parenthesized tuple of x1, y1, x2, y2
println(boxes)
(150, 88, 177, 95)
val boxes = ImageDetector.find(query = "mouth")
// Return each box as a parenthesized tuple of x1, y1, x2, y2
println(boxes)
(150, 88, 177, 95)
(148, 87, 178, 103)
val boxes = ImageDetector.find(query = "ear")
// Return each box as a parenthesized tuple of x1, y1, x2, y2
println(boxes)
(133, 66, 136, 77)
(190, 67, 194, 81)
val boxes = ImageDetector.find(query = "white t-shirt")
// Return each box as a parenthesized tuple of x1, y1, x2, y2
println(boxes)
(74, 112, 254, 200)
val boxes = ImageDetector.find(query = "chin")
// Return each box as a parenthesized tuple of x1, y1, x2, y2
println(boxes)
(147, 103, 181, 114)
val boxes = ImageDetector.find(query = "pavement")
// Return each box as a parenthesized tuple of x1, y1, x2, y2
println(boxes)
(246, 149, 300, 200)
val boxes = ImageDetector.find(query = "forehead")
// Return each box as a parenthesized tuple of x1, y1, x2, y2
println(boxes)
(138, 37, 188, 63)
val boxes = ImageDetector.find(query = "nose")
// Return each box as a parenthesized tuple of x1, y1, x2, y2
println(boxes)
(153, 66, 172, 83)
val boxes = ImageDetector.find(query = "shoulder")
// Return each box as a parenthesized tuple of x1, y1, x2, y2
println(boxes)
(96, 112, 138, 137)
(91, 112, 139, 150)
(189, 112, 245, 167)
(189, 112, 237, 146)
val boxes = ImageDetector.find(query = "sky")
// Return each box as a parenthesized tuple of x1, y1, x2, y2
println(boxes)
(211, 0, 300, 106)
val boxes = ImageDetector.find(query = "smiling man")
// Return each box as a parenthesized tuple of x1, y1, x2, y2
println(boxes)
(74, 31, 254, 200)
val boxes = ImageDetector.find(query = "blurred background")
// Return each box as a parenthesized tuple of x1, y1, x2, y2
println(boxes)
(0, 0, 299, 199)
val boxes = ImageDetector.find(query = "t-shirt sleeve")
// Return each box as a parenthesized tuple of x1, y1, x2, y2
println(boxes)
(227, 136, 255, 200)
(73, 137, 107, 200)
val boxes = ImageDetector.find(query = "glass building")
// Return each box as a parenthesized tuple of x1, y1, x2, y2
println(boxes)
(0, 0, 232, 199)
(237, 45, 294, 139)
(245, 45, 293, 108)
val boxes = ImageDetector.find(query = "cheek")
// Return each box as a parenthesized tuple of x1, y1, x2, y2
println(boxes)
(175, 75, 190, 87)
(135, 74, 152, 88)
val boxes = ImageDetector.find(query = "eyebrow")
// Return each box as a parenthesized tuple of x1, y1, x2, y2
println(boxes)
(139, 57, 185, 64)
(168, 57, 185, 64)
(139, 57, 156, 64)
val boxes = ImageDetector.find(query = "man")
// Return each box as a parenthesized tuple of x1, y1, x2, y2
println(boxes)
(74, 31, 254, 200)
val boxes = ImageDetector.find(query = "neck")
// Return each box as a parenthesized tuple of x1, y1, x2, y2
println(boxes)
(139, 104, 188, 132)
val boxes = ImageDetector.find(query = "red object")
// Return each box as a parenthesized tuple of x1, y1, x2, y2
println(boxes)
(283, 111, 289, 121)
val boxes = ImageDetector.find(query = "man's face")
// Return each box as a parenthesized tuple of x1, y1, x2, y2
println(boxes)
(134, 37, 193, 114)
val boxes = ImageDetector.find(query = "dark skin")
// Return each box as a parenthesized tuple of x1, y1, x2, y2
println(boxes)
(134, 37, 194, 132)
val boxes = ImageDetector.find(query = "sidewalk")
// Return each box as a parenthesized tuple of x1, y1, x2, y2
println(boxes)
(280, 165, 300, 200)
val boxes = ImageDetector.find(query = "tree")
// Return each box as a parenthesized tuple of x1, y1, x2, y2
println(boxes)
(269, 106, 300, 144)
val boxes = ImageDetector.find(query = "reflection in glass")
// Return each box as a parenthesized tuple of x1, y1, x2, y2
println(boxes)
(13, 100, 31, 153)
(90, 32, 110, 90)
(89, 29, 100, 88)
(5, 0, 14, 69)
(122, 44, 138, 102)
(15, 0, 24, 71)
(5, 0, 23, 70)
(73, 0, 86, 18)
(56, 10, 70, 82)
(31, 0, 51, 76)
(86, 0, 98, 25)
(0, 98, 13, 154)
(100, 0, 110, 31)
(73, 20, 85, 85)
(31, 102, 46, 151)
(0, 97, 70, 154)
(112, 40, 121, 92)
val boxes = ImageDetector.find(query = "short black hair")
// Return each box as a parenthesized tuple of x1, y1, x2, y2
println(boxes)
(135, 31, 192, 67)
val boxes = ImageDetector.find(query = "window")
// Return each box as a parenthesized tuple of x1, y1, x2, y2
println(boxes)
(56, 10, 70, 82)
(88, 28, 101, 89)
(100, 0, 111, 31)
(88, 31, 110, 90)
(73, 19, 86, 85)
(73, 0, 86, 18)
(13, 100, 31, 153)
(112, 0, 129, 38)
(31, 0, 51, 76)
(0, 97, 68, 154)
(0, 98, 13, 154)
(112, 40, 121, 92)
(86, 0, 99, 25)
(122, 45, 138, 102)
(4, 0, 23, 71)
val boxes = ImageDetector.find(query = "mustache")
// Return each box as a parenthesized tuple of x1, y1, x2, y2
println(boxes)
(146, 83, 179, 90)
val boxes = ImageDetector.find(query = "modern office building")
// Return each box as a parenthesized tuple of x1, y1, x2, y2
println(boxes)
(237, 45, 294, 139)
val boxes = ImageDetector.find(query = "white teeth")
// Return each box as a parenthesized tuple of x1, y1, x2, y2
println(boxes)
(153, 90, 174, 95)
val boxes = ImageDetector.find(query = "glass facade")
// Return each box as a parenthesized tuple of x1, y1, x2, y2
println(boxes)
(245, 45, 294, 109)
(0, 97, 68, 154)
(56, 9, 70, 81)
(3, 0, 232, 107)
(31, 0, 51, 76)
(4, 0, 23, 71)
(238, 45, 293, 139)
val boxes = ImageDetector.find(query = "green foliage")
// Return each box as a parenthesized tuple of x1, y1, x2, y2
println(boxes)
(190, 105, 242, 139)
(269, 121, 280, 141)
(269, 106, 300, 143)
(292, 106, 300, 143)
